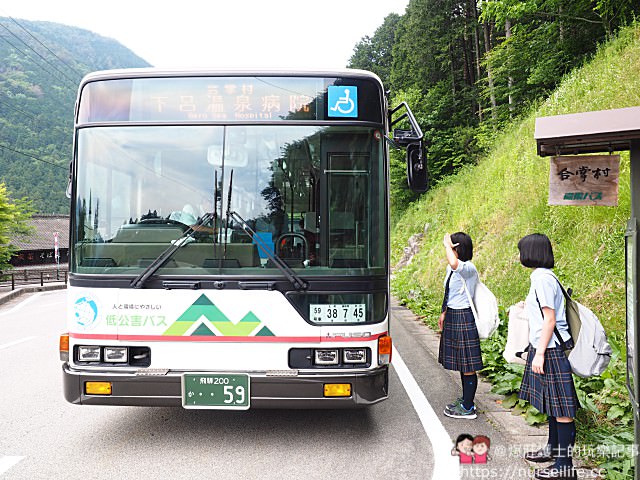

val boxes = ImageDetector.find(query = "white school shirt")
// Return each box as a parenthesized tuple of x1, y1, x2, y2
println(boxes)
(525, 268, 571, 349)
(444, 261, 478, 309)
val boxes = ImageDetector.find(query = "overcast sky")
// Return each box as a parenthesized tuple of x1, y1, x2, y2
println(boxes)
(0, 0, 408, 69)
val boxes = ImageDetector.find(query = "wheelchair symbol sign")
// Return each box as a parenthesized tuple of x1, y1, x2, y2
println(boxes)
(328, 86, 358, 118)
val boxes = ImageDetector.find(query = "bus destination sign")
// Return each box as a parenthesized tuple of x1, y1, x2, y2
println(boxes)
(80, 77, 327, 123)
(135, 79, 317, 122)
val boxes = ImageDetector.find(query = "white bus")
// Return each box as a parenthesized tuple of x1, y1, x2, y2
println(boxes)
(60, 69, 426, 409)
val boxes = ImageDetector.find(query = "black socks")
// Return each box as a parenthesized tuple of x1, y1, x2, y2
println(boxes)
(461, 372, 478, 410)
(554, 420, 576, 468)
(547, 416, 558, 453)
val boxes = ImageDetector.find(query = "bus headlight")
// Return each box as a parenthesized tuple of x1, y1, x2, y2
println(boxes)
(78, 346, 101, 362)
(104, 347, 128, 363)
(314, 349, 339, 365)
(343, 348, 367, 364)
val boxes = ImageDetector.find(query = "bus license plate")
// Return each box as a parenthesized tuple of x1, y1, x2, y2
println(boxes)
(182, 373, 250, 410)
(310, 304, 366, 323)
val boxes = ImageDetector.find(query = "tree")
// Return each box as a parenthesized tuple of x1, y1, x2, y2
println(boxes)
(348, 14, 402, 88)
(0, 183, 34, 270)
(479, 0, 636, 121)
(391, 0, 484, 183)
(350, 0, 640, 203)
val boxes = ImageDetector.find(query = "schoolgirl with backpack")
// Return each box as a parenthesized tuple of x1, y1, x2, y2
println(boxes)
(517, 233, 579, 480)
(438, 232, 483, 419)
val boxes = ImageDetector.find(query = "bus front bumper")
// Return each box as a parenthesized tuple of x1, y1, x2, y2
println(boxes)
(62, 364, 388, 409)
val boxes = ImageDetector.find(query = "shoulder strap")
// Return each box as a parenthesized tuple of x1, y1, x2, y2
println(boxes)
(553, 276, 573, 304)
(535, 291, 569, 351)
(441, 271, 453, 313)
(552, 277, 574, 339)
(459, 274, 479, 320)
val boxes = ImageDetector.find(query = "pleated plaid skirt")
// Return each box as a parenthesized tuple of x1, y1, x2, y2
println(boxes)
(438, 307, 484, 373)
(519, 344, 579, 418)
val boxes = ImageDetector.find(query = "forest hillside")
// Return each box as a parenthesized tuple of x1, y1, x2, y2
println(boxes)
(0, 17, 150, 214)
(389, 25, 640, 475)
(390, 24, 640, 337)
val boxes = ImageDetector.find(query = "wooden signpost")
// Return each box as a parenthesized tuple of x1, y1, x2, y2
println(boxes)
(549, 154, 620, 206)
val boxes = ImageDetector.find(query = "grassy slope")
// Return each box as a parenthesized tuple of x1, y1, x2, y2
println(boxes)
(391, 25, 640, 335)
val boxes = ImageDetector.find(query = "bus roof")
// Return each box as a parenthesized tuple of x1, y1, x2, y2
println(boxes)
(75, 68, 387, 125)
(79, 68, 383, 86)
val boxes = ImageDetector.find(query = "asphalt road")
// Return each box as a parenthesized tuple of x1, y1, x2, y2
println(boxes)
(0, 289, 534, 480)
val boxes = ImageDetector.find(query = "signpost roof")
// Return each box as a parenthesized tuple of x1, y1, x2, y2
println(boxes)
(535, 106, 640, 156)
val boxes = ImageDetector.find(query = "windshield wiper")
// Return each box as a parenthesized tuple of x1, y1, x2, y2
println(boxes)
(229, 210, 308, 291)
(221, 168, 306, 291)
(130, 212, 214, 289)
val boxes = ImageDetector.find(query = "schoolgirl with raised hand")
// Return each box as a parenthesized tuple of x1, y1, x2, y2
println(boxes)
(438, 232, 483, 419)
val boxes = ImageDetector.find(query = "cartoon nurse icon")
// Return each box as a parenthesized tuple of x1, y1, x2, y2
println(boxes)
(451, 434, 474, 464)
(472, 435, 491, 464)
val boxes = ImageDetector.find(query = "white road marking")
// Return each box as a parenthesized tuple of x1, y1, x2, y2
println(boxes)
(0, 456, 24, 475)
(0, 336, 37, 351)
(392, 346, 460, 480)
(0, 292, 44, 317)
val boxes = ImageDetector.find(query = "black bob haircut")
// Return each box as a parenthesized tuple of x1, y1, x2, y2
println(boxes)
(451, 232, 473, 262)
(518, 233, 555, 269)
(455, 433, 474, 447)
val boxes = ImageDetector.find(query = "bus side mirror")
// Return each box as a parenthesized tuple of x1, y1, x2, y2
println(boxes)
(406, 142, 428, 193)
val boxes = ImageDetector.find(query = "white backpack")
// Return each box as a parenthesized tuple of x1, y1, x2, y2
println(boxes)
(560, 290, 612, 378)
(538, 277, 612, 378)
(503, 301, 529, 365)
(461, 273, 500, 340)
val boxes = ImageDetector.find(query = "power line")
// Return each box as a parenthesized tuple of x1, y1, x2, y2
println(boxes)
(5, 15, 84, 79)
(0, 17, 81, 115)
(0, 143, 67, 171)
(0, 23, 78, 88)
(0, 31, 78, 115)
(0, 94, 39, 123)
(0, 33, 75, 90)
(0, 19, 80, 85)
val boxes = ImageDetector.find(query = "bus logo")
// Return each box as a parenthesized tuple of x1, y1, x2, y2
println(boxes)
(328, 86, 358, 118)
(163, 294, 274, 337)
(73, 296, 99, 329)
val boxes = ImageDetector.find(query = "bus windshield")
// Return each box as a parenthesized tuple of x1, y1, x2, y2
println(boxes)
(72, 124, 387, 276)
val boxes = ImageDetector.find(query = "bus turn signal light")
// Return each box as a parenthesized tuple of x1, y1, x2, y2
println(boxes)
(59, 333, 69, 362)
(323, 384, 351, 397)
(85, 382, 112, 395)
(378, 335, 392, 365)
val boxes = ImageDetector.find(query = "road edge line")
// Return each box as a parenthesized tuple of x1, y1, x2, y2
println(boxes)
(392, 346, 460, 479)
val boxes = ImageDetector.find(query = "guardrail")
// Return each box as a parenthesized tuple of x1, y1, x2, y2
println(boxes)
(0, 268, 68, 290)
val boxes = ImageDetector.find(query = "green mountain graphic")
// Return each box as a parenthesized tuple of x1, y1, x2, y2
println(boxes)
(163, 294, 273, 337)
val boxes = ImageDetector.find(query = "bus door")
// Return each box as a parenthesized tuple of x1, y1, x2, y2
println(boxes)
(319, 134, 371, 269)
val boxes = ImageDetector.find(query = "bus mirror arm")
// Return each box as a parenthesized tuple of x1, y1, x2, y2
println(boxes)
(65, 161, 72, 199)
(389, 102, 428, 193)
(389, 102, 423, 147)
(383, 134, 400, 150)
(229, 210, 309, 292)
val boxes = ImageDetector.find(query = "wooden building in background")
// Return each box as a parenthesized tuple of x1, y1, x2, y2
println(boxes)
(9, 215, 69, 268)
